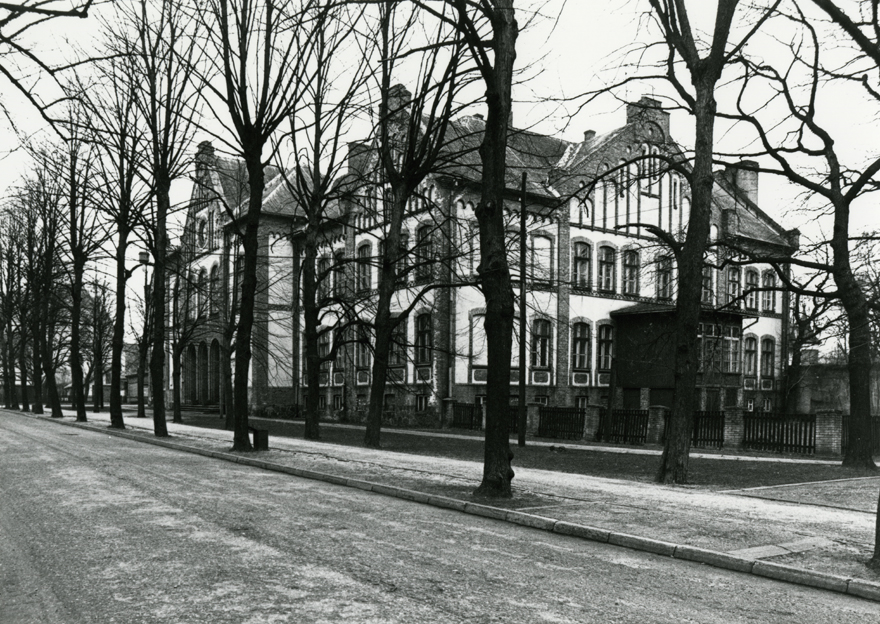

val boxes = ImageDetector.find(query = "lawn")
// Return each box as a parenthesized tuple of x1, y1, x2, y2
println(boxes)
(177, 412, 878, 491)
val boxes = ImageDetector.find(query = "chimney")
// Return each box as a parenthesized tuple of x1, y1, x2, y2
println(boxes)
(195, 141, 215, 176)
(725, 160, 759, 205)
(626, 95, 670, 137)
(583, 130, 596, 142)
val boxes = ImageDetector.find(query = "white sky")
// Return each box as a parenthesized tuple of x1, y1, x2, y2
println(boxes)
(2, 0, 878, 281)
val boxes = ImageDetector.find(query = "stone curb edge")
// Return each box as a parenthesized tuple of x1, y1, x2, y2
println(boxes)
(41, 415, 880, 603)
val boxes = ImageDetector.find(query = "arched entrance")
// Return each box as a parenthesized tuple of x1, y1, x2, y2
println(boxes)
(210, 340, 221, 404)
(198, 342, 209, 404)
(185, 344, 197, 404)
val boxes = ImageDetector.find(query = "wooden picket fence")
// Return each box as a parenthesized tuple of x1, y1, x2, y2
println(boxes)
(597, 409, 649, 445)
(451, 402, 482, 430)
(743, 412, 815, 454)
(537, 406, 585, 440)
(692, 411, 725, 449)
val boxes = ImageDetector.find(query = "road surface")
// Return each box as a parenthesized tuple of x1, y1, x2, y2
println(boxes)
(0, 413, 875, 623)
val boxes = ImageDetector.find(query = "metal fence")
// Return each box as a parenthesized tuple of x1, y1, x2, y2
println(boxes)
(692, 411, 725, 449)
(597, 409, 649, 445)
(451, 402, 482, 430)
(537, 406, 586, 440)
(841, 415, 880, 454)
(743, 412, 816, 454)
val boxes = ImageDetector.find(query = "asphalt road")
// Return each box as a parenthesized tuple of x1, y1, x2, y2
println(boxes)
(0, 414, 876, 624)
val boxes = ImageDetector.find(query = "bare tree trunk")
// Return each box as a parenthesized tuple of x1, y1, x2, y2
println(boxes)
(302, 230, 321, 440)
(19, 333, 29, 412)
(150, 177, 170, 437)
(137, 339, 147, 418)
(41, 320, 63, 418)
(109, 231, 129, 428)
(221, 339, 234, 431)
(232, 157, 265, 451)
(472, 1, 518, 498)
(31, 320, 43, 414)
(172, 343, 183, 424)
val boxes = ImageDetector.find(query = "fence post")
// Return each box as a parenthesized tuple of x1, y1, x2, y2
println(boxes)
(815, 410, 843, 456)
(646, 406, 667, 444)
(724, 408, 744, 449)
(583, 405, 602, 441)
(527, 403, 540, 435)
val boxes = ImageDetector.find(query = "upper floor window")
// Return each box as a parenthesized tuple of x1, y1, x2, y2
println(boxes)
(317, 256, 331, 301)
(531, 319, 552, 368)
(597, 325, 613, 371)
(471, 314, 487, 366)
(333, 250, 345, 298)
(761, 338, 775, 378)
(701, 266, 714, 305)
(726, 267, 741, 306)
(744, 336, 758, 376)
(745, 269, 759, 310)
(415, 313, 432, 365)
(415, 225, 434, 283)
(722, 327, 741, 374)
(622, 250, 639, 296)
(531, 235, 553, 284)
(598, 246, 616, 293)
(319, 330, 331, 370)
(762, 271, 776, 312)
(197, 268, 207, 317)
(355, 325, 371, 369)
(656, 255, 673, 300)
(389, 318, 407, 368)
(571, 323, 591, 371)
(356, 243, 371, 292)
(572, 242, 591, 289)
(209, 264, 219, 317)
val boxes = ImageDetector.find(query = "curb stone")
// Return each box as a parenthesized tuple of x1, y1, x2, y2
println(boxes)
(35, 414, 880, 604)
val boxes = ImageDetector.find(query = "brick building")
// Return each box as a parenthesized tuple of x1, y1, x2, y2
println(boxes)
(169, 95, 799, 422)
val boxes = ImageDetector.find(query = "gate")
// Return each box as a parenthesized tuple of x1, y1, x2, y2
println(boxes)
(451, 402, 482, 430)
(692, 411, 725, 449)
(597, 409, 649, 445)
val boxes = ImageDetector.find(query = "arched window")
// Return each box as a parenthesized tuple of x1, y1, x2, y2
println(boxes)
(761, 338, 775, 378)
(356, 243, 371, 292)
(209, 264, 219, 316)
(317, 256, 331, 300)
(745, 269, 759, 310)
(744, 336, 758, 376)
(318, 330, 331, 371)
(640, 144, 650, 191)
(762, 271, 776, 312)
(415, 224, 434, 283)
(726, 267, 741, 306)
(656, 255, 673, 300)
(197, 268, 207, 317)
(571, 323, 591, 371)
(415, 314, 433, 365)
(597, 325, 613, 371)
(598, 246, 616, 293)
(355, 324, 371, 369)
(389, 318, 407, 367)
(531, 319, 552, 368)
(531, 235, 553, 284)
(397, 233, 409, 285)
(572, 242, 591, 289)
(333, 250, 345, 297)
(471, 314, 487, 366)
(622, 250, 640, 295)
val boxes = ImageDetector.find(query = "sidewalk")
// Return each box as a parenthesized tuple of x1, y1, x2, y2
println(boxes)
(30, 408, 880, 601)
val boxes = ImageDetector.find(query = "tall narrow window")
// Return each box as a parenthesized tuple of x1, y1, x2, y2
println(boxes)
(317, 256, 331, 300)
(597, 325, 613, 371)
(415, 314, 432, 365)
(333, 250, 345, 297)
(726, 266, 741, 306)
(471, 315, 487, 366)
(389, 318, 407, 367)
(701, 266, 714, 304)
(319, 330, 331, 370)
(572, 242, 591, 289)
(744, 336, 758, 376)
(761, 338, 775, 378)
(531, 319, 552, 368)
(416, 225, 433, 282)
(722, 327, 741, 373)
(531, 235, 553, 284)
(209, 264, 219, 316)
(355, 325, 371, 369)
(197, 268, 207, 317)
(656, 255, 673, 300)
(357, 244, 371, 292)
(571, 323, 591, 371)
(745, 269, 759, 310)
(762, 271, 776, 312)
(598, 246, 616, 293)
(622, 250, 639, 295)
(397, 233, 409, 285)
